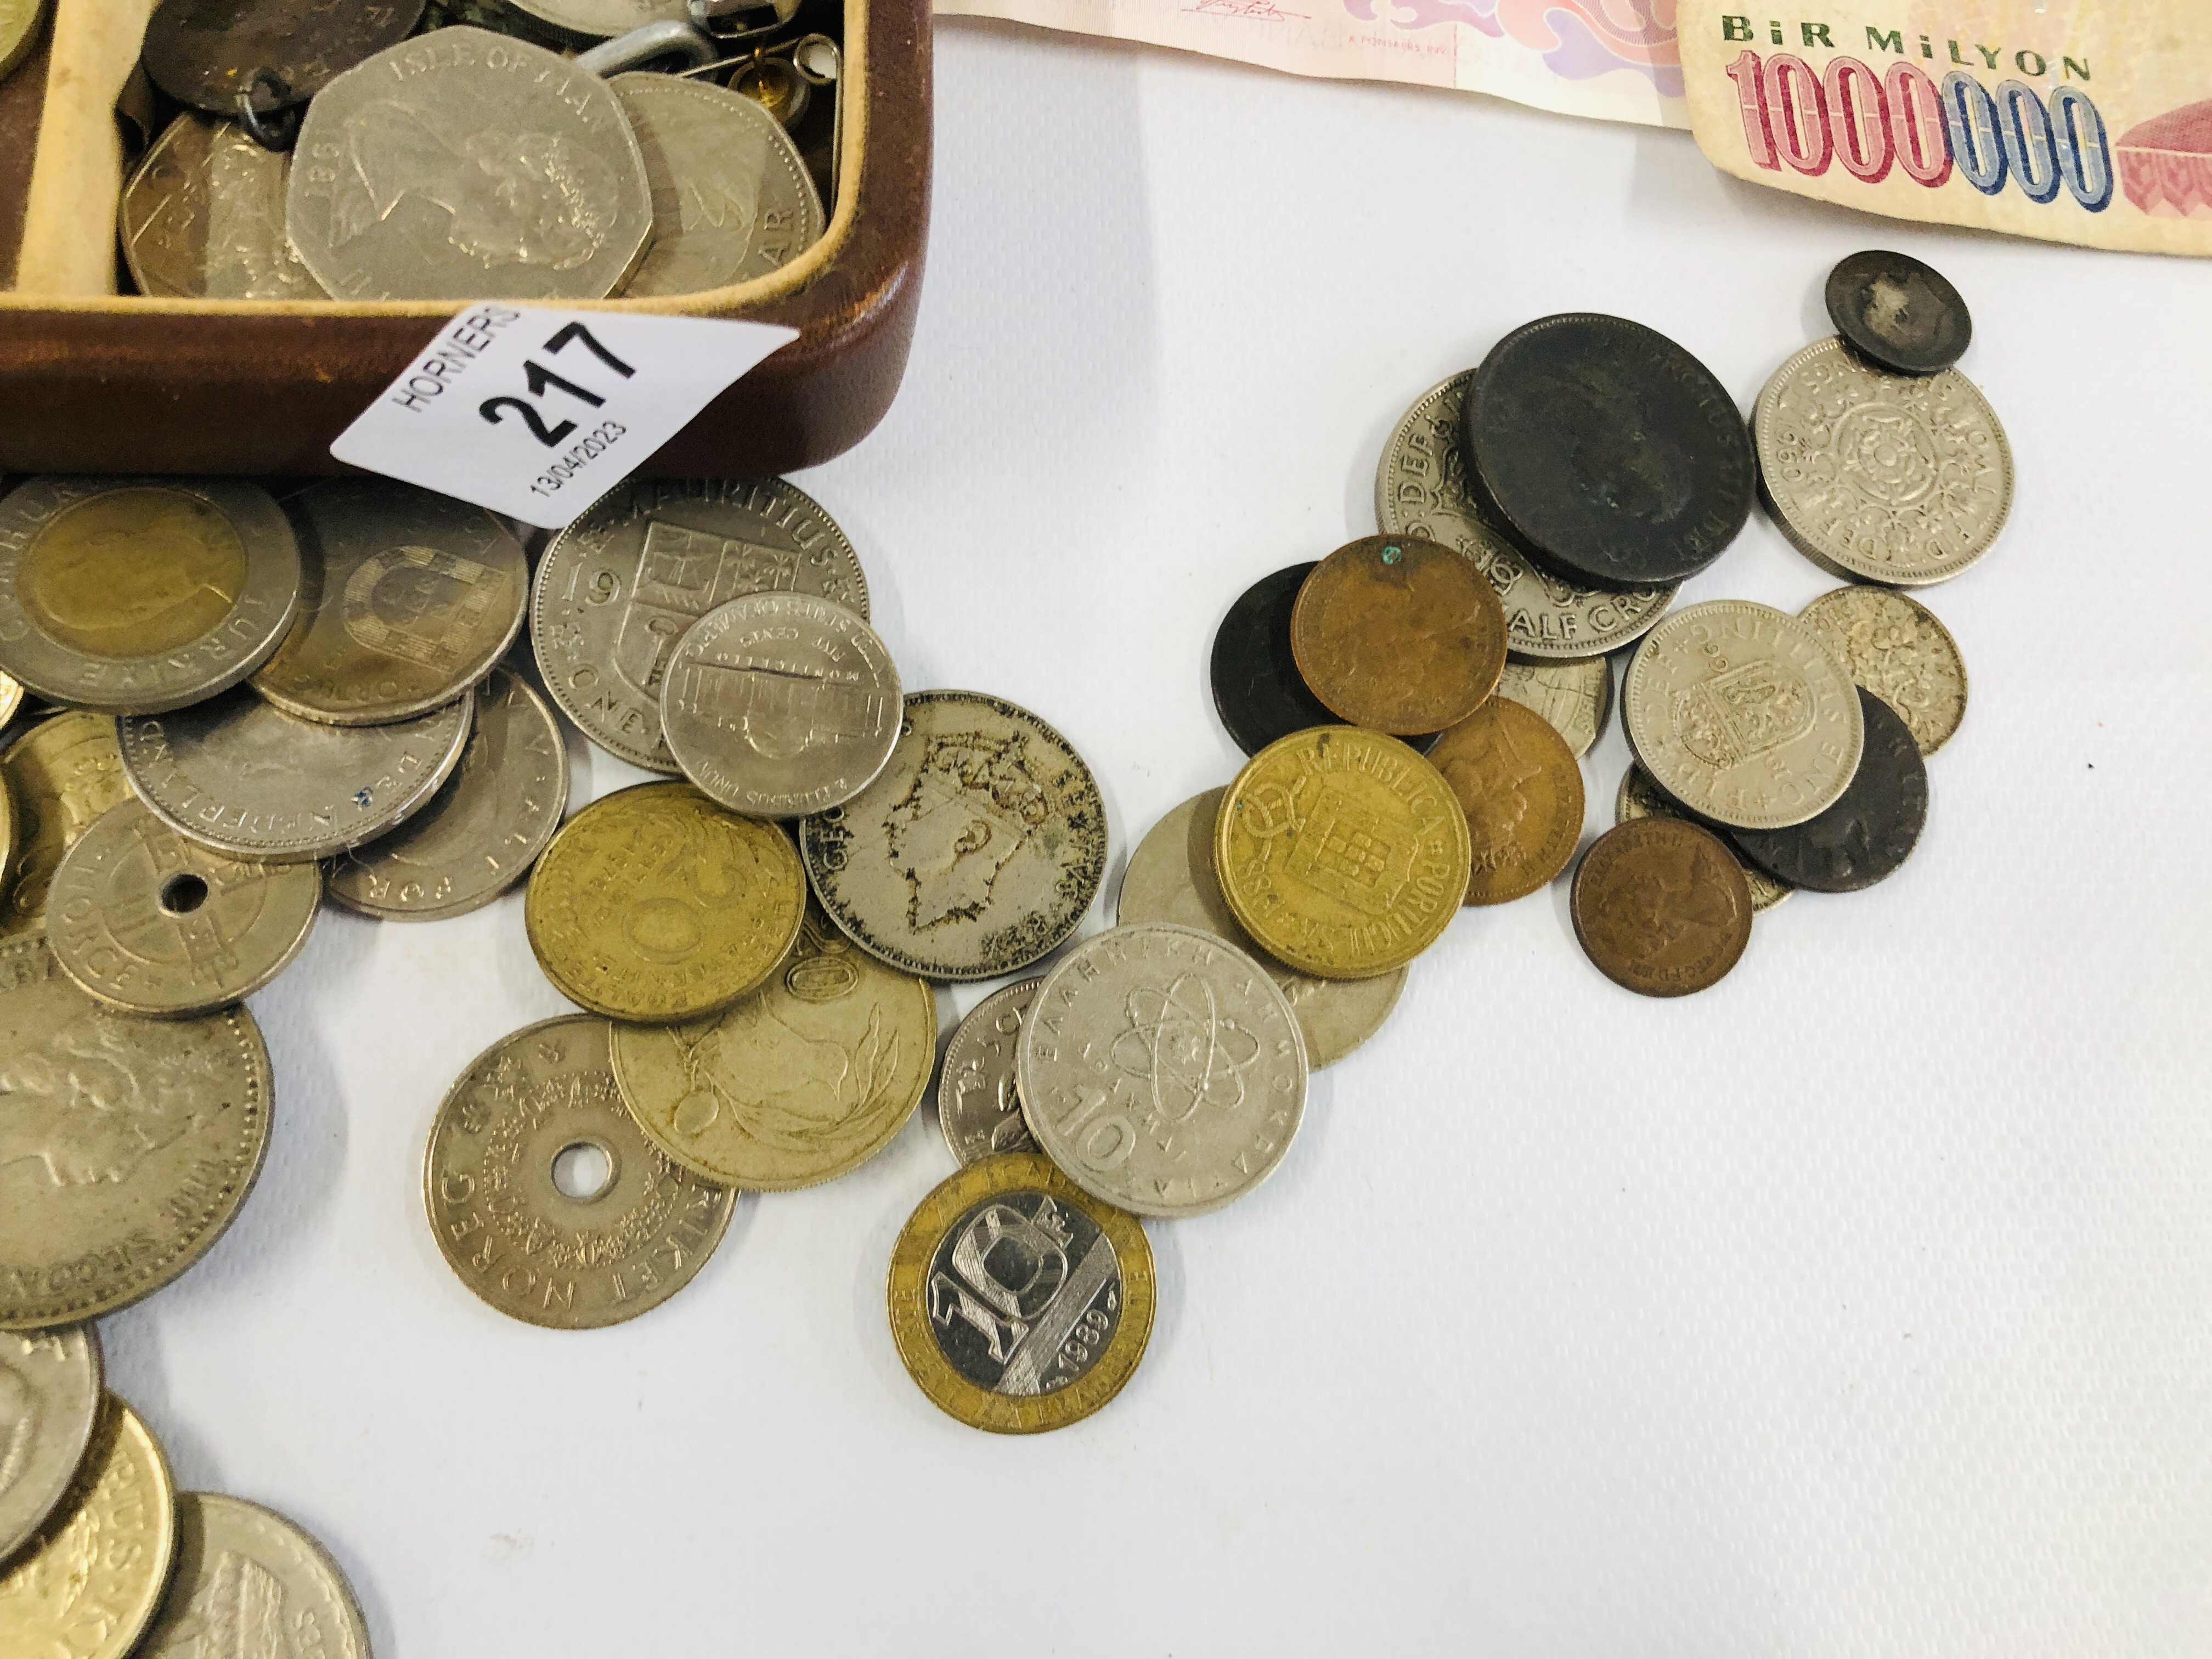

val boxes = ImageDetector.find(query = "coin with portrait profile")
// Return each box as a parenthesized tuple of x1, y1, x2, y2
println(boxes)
(1290, 535, 1507, 736)
(0, 1324, 102, 1565)
(1617, 764, 1791, 914)
(1825, 249, 1971, 376)
(1571, 817, 1752, 998)
(1426, 696, 1583, 907)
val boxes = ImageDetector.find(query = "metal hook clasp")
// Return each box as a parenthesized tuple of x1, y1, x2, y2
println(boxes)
(236, 68, 300, 153)
(573, 20, 719, 77)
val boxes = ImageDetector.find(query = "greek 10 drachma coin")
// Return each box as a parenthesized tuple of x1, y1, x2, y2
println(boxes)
(1494, 653, 1611, 758)
(526, 781, 806, 1023)
(888, 1153, 1156, 1434)
(46, 800, 321, 1018)
(251, 479, 528, 727)
(801, 692, 1108, 983)
(612, 904, 936, 1191)
(660, 593, 902, 819)
(1117, 789, 1404, 1070)
(532, 478, 869, 773)
(1825, 249, 1972, 377)
(327, 668, 570, 921)
(1020, 924, 1308, 1218)
(1730, 689, 1929, 895)
(140, 0, 424, 115)
(287, 29, 652, 303)
(1290, 536, 1507, 736)
(0, 1325, 103, 1564)
(121, 115, 326, 301)
(0, 477, 301, 714)
(0, 938, 273, 1329)
(0, 1397, 176, 1659)
(133, 1494, 372, 1659)
(1426, 697, 1583, 907)
(1572, 818, 1753, 999)
(1755, 338, 2013, 587)
(426, 1017, 735, 1330)
(1624, 601, 1865, 832)
(938, 978, 1043, 1166)
(1, 711, 132, 940)
(1215, 727, 1471, 981)
(119, 688, 472, 862)
(1376, 371, 1676, 657)
(1617, 765, 1792, 913)
(1798, 584, 1968, 758)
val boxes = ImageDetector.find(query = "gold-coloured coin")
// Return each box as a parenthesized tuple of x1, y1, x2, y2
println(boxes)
(0, 0, 46, 86)
(525, 781, 805, 1023)
(1426, 696, 1584, 906)
(888, 1153, 1155, 1435)
(1, 710, 133, 940)
(1289, 535, 1508, 735)
(613, 902, 936, 1190)
(0, 669, 21, 729)
(0, 1395, 177, 1659)
(1215, 726, 1471, 979)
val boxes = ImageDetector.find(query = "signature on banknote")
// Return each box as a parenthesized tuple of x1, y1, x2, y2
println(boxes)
(1182, 0, 1311, 18)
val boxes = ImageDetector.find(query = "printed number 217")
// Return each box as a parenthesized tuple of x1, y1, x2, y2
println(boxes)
(479, 323, 635, 447)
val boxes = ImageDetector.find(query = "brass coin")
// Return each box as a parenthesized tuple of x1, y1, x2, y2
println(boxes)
(0, 712, 132, 940)
(524, 781, 805, 1023)
(133, 1493, 371, 1659)
(1797, 585, 1967, 758)
(611, 903, 935, 1190)
(1617, 764, 1791, 913)
(1571, 817, 1752, 998)
(887, 1153, 1155, 1435)
(0, 1325, 103, 1565)
(1427, 697, 1583, 907)
(1215, 727, 1471, 980)
(1493, 653, 1611, 758)
(424, 1015, 735, 1329)
(1289, 535, 1508, 735)
(0, 1395, 177, 1659)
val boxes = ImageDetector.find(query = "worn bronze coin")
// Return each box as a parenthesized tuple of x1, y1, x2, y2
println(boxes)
(1211, 563, 1437, 758)
(1825, 250, 1971, 377)
(1466, 314, 1755, 588)
(1730, 689, 1928, 894)
(1571, 817, 1752, 997)
(1617, 764, 1791, 913)
(1289, 536, 1507, 736)
(142, 0, 427, 116)
(1426, 697, 1583, 906)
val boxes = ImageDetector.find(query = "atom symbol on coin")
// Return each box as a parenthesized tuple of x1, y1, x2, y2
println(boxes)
(1109, 973, 1259, 1125)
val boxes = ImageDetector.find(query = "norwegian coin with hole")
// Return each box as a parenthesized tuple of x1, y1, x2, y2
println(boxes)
(1493, 653, 1611, 758)
(119, 688, 472, 862)
(1797, 584, 1967, 757)
(936, 977, 1042, 1167)
(661, 592, 901, 819)
(0, 477, 300, 714)
(251, 479, 528, 727)
(1617, 764, 1791, 913)
(1019, 922, 1307, 1219)
(425, 1015, 733, 1329)
(1117, 789, 1403, 1069)
(0, 1325, 103, 1564)
(142, 0, 425, 115)
(1, 711, 132, 940)
(0, 936, 273, 1329)
(532, 478, 868, 772)
(46, 800, 320, 1018)
(800, 691, 1108, 982)
(326, 668, 569, 922)
(120, 115, 325, 301)
(133, 1493, 371, 1659)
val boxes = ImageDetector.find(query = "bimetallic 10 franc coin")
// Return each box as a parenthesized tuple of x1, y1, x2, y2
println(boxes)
(133, 1494, 371, 1659)
(0, 712, 132, 940)
(0, 1325, 103, 1565)
(888, 1153, 1155, 1434)
(1797, 584, 1967, 757)
(936, 978, 1042, 1166)
(1617, 764, 1791, 913)
(121, 115, 326, 301)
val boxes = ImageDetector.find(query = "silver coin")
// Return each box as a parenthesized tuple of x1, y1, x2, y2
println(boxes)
(1797, 584, 1968, 759)
(119, 687, 473, 863)
(121, 114, 326, 301)
(1492, 653, 1611, 759)
(1375, 371, 1676, 658)
(532, 478, 868, 772)
(611, 72, 824, 298)
(1116, 788, 1403, 1070)
(1019, 922, 1308, 1220)
(936, 978, 1042, 1167)
(251, 479, 529, 727)
(1755, 338, 2013, 588)
(504, 0, 689, 38)
(133, 1493, 370, 1659)
(0, 477, 301, 715)
(1616, 763, 1791, 913)
(1624, 600, 1864, 832)
(661, 592, 900, 819)
(799, 691, 1107, 983)
(46, 799, 321, 1018)
(286, 28, 652, 302)
(326, 667, 569, 921)
(0, 1325, 103, 1562)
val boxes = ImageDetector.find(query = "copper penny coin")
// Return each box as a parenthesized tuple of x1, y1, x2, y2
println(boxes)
(1289, 535, 1506, 736)
(1427, 696, 1583, 907)
(1571, 817, 1752, 997)
(1729, 689, 1928, 894)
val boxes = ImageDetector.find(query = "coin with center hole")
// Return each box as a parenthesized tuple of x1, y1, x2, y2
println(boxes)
(1426, 697, 1584, 907)
(1729, 689, 1928, 894)
(133, 1493, 372, 1659)
(936, 977, 1043, 1167)
(1290, 536, 1507, 736)
(1571, 818, 1752, 997)
(1, 712, 133, 940)
(1825, 249, 1972, 376)
(1617, 764, 1791, 913)
(0, 1325, 102, 1564)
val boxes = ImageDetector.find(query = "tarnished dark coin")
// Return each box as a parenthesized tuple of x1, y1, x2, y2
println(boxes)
(1210, 564, 1436, 757)
(142, 0, 427, 117)
(1289, 536, 1506, 736)
(1825, 250, 1971, 377)
(1729, 689, 1927, 894)
(1571, 817, 1752, 998)
(1465, 314, 1756, 588)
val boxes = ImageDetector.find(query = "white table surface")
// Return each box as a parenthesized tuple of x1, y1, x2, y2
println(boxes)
(101, 19, 2212, 1658)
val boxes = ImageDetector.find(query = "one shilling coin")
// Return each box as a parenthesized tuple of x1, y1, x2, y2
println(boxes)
(1425, 696, 1584, 907)
(0, 477, 300, 714)
(1617, 764, 1791, 913)
(936, 978, 1042, 1167)
(46, 799, 321, 1018)
(120, 114, 326, 301)
(888, 1152, 1155, 1434)
(425, 1015, 733, 1329)
(118, 687, 472, 862)
(1797, 584, 1967, 757)
(1290, 535, 1507, 735)
(0, 711, 133, 940)
(1493, 652, 1612, 758)
(1730, 688, 1928, 894)
(1624, 600, 1864, 831)
(1571, 817, 1752, 998)
(0, 1324, 103, 1565)
(133, 1494, 371, 1659)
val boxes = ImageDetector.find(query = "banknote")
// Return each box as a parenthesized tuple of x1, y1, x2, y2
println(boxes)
(935, 0, 1690, 128)
(1680, 2, 2212, 255)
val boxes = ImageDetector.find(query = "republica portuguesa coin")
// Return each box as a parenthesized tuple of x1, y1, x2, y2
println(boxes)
(1425, 696, 1583, 907)
(1825, 249, 1971, 377)
(1, 710, 132, 939)
(133, 1493, 372, 1659)
(0, 1324, 103, 1564)
(1729, 689, 1928, 894)
(1797, 584, 1967, 757)
(936, 977, 1042, 1167)
(1571, 817, 1752, 998)
(1290, 535, 1507, 736)
(888, 1153, 1155, 1434)
(1493, 653, 1611, 758)
(1617, 764, 1791, 913)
